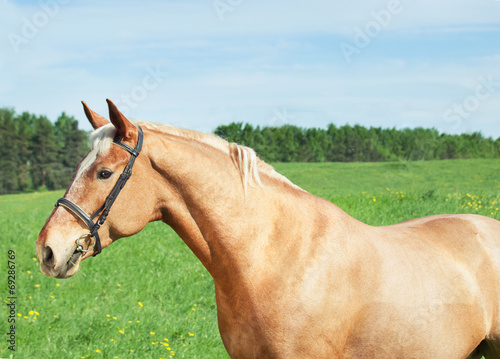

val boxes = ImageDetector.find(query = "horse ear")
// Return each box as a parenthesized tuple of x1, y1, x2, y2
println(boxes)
(81, 101, 110, 129)
(106, 99, 136, 140)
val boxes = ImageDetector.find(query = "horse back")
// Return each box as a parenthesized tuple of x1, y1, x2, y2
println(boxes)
(374, 214, 500, 340)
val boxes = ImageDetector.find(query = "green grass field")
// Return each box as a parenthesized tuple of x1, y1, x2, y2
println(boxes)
(1, 159, 499, 359)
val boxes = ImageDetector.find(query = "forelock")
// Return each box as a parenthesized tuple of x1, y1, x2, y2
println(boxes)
(74, 124, 117, 180)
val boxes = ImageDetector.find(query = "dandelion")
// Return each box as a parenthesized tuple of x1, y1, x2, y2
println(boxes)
(150, 332, 155, 335)
(50, 296, 54, 299)
(27, 270, 31, 274)
(56, 283, 60, 287)
(119, 330, 124, 334)
(112, 317, 117, 320)
(29, 310, 34, 315)
(138, 302, 143, 307)
(106, 314, 111, 318)
(96, 349, 101, 353)
(35, 311, 39, 315)
(35, 284, 40, 288)
(17, 313, 21, 317)
(188, 332, 194, 337)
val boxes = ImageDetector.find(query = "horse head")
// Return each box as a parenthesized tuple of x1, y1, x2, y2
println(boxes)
(36, 100, 159, 278)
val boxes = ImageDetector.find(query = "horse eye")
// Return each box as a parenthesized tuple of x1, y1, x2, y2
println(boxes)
(98, 170, 112, 180)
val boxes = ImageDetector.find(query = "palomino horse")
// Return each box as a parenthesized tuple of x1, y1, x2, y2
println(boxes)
(37, 100, 500, 359)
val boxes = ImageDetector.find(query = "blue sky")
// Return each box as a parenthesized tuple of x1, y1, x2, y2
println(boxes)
(1, 0, 499, 138)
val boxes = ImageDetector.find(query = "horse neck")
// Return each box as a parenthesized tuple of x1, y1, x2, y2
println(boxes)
(147, 130, 334, 283)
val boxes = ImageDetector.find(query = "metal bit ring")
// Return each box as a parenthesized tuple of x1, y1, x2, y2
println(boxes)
(75, 233, 96, 253)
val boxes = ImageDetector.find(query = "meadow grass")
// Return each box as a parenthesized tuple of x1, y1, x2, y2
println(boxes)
(1, 158, 499, 358)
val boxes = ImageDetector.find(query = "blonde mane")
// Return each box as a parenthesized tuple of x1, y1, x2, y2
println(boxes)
(83, 120, 300, 192)
(137, 121, 301, 192)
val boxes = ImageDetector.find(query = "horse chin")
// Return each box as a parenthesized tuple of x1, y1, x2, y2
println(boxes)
(42, 251, 83, 279)
(60, 251, 85, 278)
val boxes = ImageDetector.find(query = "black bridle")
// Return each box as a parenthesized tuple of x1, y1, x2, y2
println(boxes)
(55, 126, 143, 257)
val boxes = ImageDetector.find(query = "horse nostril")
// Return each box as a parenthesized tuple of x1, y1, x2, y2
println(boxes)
(43, 245, 55, 269)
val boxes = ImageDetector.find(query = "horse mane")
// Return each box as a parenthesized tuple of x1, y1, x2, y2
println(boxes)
(137, 121, 302, 192)
(84, 120, 300, 192)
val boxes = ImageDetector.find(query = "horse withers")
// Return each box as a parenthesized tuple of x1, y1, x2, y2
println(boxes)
(36, 100, 500, 358)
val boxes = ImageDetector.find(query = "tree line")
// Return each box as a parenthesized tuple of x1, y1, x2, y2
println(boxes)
(0, 108, 88, 195)
(215, 122, 500, 163)
(1, 107, 499, 195)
